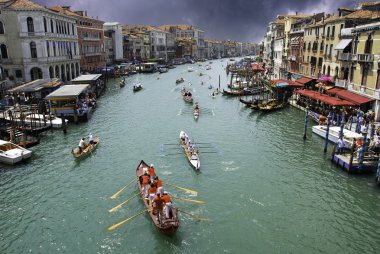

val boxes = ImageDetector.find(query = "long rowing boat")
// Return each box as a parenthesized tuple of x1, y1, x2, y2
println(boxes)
(71, 137, 100, 159)
(136, 160, 180, 236)
(179, 131, 200, 170)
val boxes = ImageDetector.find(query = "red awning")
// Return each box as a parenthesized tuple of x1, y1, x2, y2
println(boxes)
(271, 79, 304, 87)
(296, 77, 314, 84)
(295, 89, 355, 106)
(334, 90, 374, 105)
(325, 87, 344, 95)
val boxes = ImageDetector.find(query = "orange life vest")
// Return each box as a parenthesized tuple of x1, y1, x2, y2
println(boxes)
(148, 167, 156, 177)
(142, 175, 149, 185)
(154, 179, 163, 188)
(149, 185, 157, 194)
(153, 196, 165, 209)
(162, 194, 172, 203)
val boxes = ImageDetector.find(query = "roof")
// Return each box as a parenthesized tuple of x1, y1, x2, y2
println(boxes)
(333, 89, 374, 105)
(8, 78, 62, 93)
(295, 89, 355, 106)
(46, 85, 89, 99)
(251, 63, 265, 71)
(344, 9, 380, 19)
(5, 0, 45, 10)
(296, 76, 314, 84)
(49, 6, 104, 22)
(335, 39, 352, 50)
(359, 1, 380, 7)
(71, 74, 102, 82)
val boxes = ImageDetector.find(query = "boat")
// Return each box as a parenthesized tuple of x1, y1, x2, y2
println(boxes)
(240, 98, 258, 107)
(222, 89, 244, 96)
(71, 137, 100, 159)
(258, 100, 286, 112)
(179, 131, 200, 170)
(208, 85, 213, 89)
(312, 125, 363, 149)
(193, 105, 200, 120)
(187, 67, 194, 72)
(229, 58, 235, 61)
(158, 65, 168, 73)
(120, 80, 125, 88)
(181, 89, 193, 103)
(5, 113, 68, 129)
(206, 65, 211, 70)
(175, 78, 184, 84)
(0, 139, 32, 165)
(133, 83, 143, 92)
(136, 160, 180, 236)
(16, 136, 40, 148)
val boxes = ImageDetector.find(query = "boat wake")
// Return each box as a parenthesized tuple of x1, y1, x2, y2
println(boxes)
(224, 166, 239, 172)
(221, 161, 234, 165)
(249, 198, 265, 207)
(160, 171, 173, 175)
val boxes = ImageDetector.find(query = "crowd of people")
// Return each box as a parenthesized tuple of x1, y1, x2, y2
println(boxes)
(76, 93, 96, 116)
(139, 164, 173, 224)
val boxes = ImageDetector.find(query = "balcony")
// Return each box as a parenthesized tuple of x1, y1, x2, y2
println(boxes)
(83, 37, 101, 41)
(0, 58, 12, 64)
(357, 53, 374, 62)
(338, 53, 352, 61)
(335, 79, 348, 88)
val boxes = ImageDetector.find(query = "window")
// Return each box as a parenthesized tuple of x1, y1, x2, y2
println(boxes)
(53, 41, 56, 56)
(15, 70, 22, 78)
(364, 34, 373, 54)
(72, 24, 75, 35)
(0, 44, 8, 58)
(27, 17, 34, 33)
(30, 41, 37, 58)
(0, 21, 4, 34)
(320, 40, 324, 51)
(46, 41, 50, 57)
(376, 70, 380, 90)
(51, 20, 54, 33)
(331, 26, 335, 38)
(326, 26, 330, 37)
(43, 17, 47, 32)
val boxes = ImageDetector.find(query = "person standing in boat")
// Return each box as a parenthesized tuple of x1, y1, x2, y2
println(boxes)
(153, 192, 165, 224)
(162, 191, 173, 219)
(148, 183, 157, 204)
(140, 169, 150, 198)
(148, 164, 156, 182)
(78, 137, 86, 153)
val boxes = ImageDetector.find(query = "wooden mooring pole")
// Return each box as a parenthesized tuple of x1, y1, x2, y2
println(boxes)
(303, 106, 309, 140)
(324, 112, 332, 153)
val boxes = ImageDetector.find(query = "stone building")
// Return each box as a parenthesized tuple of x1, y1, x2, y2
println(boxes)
(49, 6, 105, 72)
(103, 22, 123, 63)
(0, 0, 80, 84)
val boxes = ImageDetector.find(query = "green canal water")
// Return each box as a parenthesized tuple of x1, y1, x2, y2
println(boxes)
(1, 61, 380, 254)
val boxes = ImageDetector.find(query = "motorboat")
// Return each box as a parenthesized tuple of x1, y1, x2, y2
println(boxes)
(0, 139, 32, 165)
(312, 125, 363, 149)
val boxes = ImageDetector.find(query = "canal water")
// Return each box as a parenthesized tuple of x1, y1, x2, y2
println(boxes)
(1, 61, 380, 254)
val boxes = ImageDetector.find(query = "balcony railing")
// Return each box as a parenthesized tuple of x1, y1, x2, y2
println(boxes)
(357, 53, 374, 62)
(335, 79, 348, 88)
(338, 53, 352, 61)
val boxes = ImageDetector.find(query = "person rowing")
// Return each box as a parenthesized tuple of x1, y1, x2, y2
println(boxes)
(162, 191, 173, 219)
(153, 192, 165, 224)
(78, 137, 87, 153)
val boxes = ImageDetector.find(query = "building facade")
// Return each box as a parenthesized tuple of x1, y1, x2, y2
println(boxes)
(0, 0, 80, 84)
(103, 22, 123, 63)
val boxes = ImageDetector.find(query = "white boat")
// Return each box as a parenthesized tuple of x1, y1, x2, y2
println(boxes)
(188, 67, 194, 72)
(206, 65, 211, 70)
(5, 113, 68, 128)
(0, 139, 32, 165)
(194, 108, 200, 120)
(312, 125, 363, 149)
(179, 131, 200, 170)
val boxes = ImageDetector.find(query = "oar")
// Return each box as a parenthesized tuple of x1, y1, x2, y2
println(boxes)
(161, 153, 183, 157)
(177, 209, 209, 221)
(173, 196, 206, 204)
(164, 182, 198, 195)
(109, 193, 139, 212)
(199, 151, 218, 154)
(107, 209, 149, 231)
(110, 179, 135, 199)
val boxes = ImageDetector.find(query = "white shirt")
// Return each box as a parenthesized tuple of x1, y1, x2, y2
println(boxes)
(88, 134, 93, 142)
(79, 139, 85, 148)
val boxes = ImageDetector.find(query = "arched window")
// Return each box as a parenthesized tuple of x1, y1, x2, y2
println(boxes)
(30, 41, 37, 58)
(50, 19, 54, 33)
(53, 41, 56, 56)
(327, 66, 331, 76)
(72, 24, 75, 35)
(30, 67, 42, 80)
(0, 21, 4, 34)
(323, 65, 326, 74)
(364, 34, 373, 54)
(49, 66, 54, 78)
(320, 40, 324, 51)
(0, 44, 8, 58)
(43, 17, 47, 32)
(27, 17, 34, 33)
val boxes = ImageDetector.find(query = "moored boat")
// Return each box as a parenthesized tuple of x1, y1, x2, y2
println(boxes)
(71, 137, 100, 159)
(179, 131, 200, 170)
(258, 99, 286, 112)
(136, 160, 180, 236)
(312, 125, 362, 149)
(175, 78, 184, 84)
(0, 139, 32, 165)
(222, 88, 244, 96)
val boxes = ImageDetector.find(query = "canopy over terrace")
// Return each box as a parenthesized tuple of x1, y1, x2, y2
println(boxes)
(326, 87, 374, 105)
(270, 79, 304, 88)
(295, 89, 355, 107)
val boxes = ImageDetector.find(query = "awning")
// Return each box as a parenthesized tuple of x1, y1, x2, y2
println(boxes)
(271, 79, 304, 88)
(334, 90, 374, 105)
(46, 85, 89, 99)
(326, 87, 344, 95)
(295, 89, 355, 106)
(296, 77, 314, 84)
(334, 39, 352, 50)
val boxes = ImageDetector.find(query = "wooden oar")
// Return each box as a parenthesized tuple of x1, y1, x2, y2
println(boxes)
(177, 209, 209, 221)
(164, 182, 198, 195)
(109, 193, 139, 212)
(110, 179, 135, 199)
(173, 196, 206, 204)
(107, 209, 148, 231)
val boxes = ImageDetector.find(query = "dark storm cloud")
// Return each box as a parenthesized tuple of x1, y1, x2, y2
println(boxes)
(36, 0, 357, 42)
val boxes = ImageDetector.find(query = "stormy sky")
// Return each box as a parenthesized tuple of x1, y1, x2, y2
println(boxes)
(35, 0, 358, 42)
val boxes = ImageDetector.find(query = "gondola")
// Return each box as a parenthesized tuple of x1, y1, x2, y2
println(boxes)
(193, 108, 200, 120)
(136, 160, 180, 236)
(133, 83, 143, 92)
(181, 90, 193, 103)
(179, 131, 200, 170)
(71, 137, 99, 159)
(222, 89, 244, 96)
(258, 100, 286, 112)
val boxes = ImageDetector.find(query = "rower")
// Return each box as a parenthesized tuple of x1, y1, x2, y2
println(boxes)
(140, 169, 150, 197)
(88, 133, 94, 145)
(195, 103, 199, 110)
(162, 191, 173, 219)
(78, 137, 86, 153)
(180, 132, 186, 141)
(154, 176, 163, 188)
(148, 183, 157, 204)
(148, 164, 156, 182)
(153, 193, 165, 224)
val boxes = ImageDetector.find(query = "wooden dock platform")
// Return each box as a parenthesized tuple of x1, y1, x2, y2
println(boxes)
(331, 153, 378, 173)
